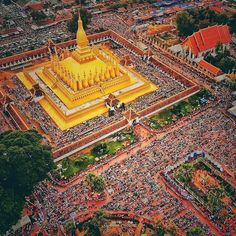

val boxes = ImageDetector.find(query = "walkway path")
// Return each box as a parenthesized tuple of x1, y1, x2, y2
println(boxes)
(56, 105, 215, 193)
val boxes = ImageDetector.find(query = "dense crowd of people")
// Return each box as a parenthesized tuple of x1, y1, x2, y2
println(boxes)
(113, 46, 186, 111)
(6, 76, 124, 147)
(1, 10, 235, 236)
(3, 27, 190, 150)
(0, 110, 13, 131)
(19, 105, 235, 235)
(0, 4, 70, 58)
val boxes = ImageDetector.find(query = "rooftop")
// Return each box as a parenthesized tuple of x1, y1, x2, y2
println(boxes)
(198, 59, 222, 76)
(182, 25, 232, 56)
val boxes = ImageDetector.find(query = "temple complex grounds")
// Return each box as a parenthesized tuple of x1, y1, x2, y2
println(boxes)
(1, 9, 236, 236)
(54, 88, 213, 180)
(167, 155, 236, 234)
(15, 20, 157, 130)
(1, 33, 196, 156)
(55, 129, 136, 179)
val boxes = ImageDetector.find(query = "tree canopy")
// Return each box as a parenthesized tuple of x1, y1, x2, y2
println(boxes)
(66, 221, 76, 235)
(83, 210, 106, 236)
(30, 11, 47, 22)
(85, 173, 106, 193)
(92, 143, 108, 157)
(176, 11, 195, 37)
(176, 7, 232, 37)
(175, 163, 195, 184)
(204, 48, 236, 73)
(154, 220, 177, 236)
(229, 13, 236, 34)
(186, 227, 204, 236)
(207, 187, 225, 213)
(75, 0, 86, 5)
(0, 130, 55, 234)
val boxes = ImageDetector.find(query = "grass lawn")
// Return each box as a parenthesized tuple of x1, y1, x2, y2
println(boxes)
(150, 109, 173, 127)
(148, 90, 213, 129)
(125, 132, 136, 143)
(107, 141, 124, 155)
(62, 154, 96, 178)
(58, 130, 135, 179)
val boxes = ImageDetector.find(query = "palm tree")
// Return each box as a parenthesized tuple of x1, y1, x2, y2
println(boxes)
(85, 173, 96, 186)
(83, 210, 106, 236)
(92, 210, 107, 227)
(207, 187, 224, 212)
(66, 221, 76, 236)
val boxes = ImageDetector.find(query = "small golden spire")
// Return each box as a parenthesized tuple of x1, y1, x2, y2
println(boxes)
(76, 11, 89, 48)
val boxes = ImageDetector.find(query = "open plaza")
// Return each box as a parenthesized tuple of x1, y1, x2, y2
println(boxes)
(0, 0, 236, 235)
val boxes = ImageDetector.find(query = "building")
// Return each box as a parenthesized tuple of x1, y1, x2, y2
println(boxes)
(198, 59, 222, 77)
(16, 15, 157, 130)
(182, 25, 232, 58)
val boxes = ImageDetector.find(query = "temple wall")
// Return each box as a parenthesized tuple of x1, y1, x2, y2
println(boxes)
(52, 118, 128, 158)
(138, 85, 199, 118)
(0, 31, 112, 70)
(149, 57, 195, 87)
(6, 104, 30, 130)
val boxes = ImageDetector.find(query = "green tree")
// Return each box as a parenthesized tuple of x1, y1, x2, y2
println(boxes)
(5, 51, 12, 57)
(30, 11, 47, 22)
(158, 109, 173, 123)
(75, 0, 86, 4)
(93, 175, 106, 193)
(86, 173, 96, 186)
(154, 222, 165, 236)
(85, 173, 106, 193)
(176, 8, 231, 37)
(215, 42, 223, 54)
(176, 11, 195, 37)
(66, 221, 76, 236)
(84, 222, 101, 236)
(83, 210, 106, 236)
(229, 13, 236, 33)
(207, 187, 224, 212)
(171, 101, 191, 117)
(229, 80, 236, 91)
(188, 94, 200, 107)
(92, 143, 108, 157)
(205, 47, 236, 73)
(186, 227, 204, 236)
(0, 130, 55, 234)
(175, 163, 194, 184)
(91, 210, 106, 227)
(2, 0, 11, 5)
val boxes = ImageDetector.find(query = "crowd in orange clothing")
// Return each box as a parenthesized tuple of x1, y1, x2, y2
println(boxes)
(14, 105, 235, 235)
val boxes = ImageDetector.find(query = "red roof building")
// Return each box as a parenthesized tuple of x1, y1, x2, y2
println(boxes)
(198, 59, 222, 76)
(27, 2, 44, 11)
(182, 25, 232, 57)
(123, 109, 139, 122)
(210, 6, 223, 14)
(105, 94, 119, 107)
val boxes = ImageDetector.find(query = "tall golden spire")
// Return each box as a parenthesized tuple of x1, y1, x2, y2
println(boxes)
(76, 12, 89, 48)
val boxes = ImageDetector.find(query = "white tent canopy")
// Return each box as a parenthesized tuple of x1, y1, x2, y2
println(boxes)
(12, 215, 31, 232)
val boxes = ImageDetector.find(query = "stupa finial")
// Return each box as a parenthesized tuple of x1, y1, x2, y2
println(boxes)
(76, 9, 89, 48)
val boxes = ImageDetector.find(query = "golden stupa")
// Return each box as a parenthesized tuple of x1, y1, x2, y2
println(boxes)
(17, 15, 157, 130)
